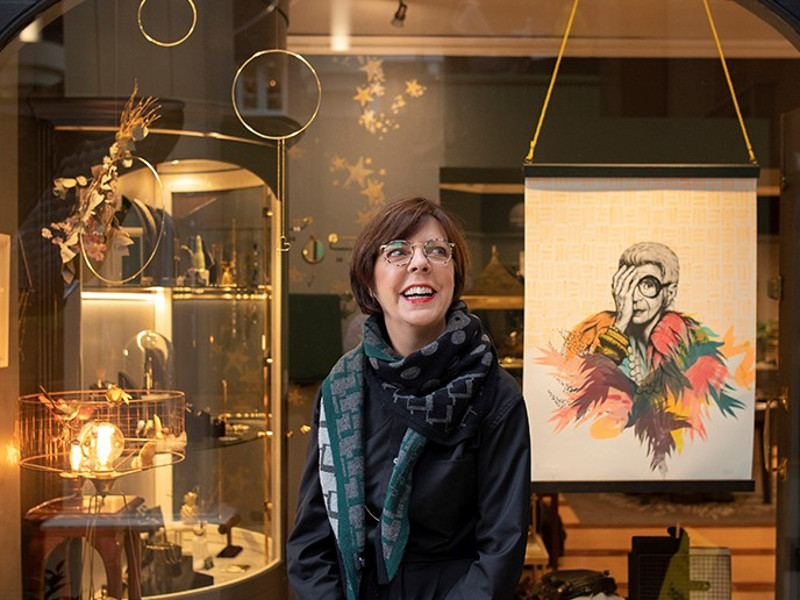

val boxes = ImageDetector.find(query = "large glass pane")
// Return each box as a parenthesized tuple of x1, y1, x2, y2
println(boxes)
(5, 1, 287, 598)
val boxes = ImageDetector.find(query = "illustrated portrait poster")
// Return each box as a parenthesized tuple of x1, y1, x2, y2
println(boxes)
(522, 165, 758, 491)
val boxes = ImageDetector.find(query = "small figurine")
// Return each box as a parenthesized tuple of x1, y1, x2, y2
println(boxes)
(181, 234, 210, 286)
(181, 490, 200, 525)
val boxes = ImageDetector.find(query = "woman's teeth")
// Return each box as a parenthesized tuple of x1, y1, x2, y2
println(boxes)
(403, 286, 434, 298)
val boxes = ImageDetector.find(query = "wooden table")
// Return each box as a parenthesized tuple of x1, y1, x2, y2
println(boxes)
(24, 494, 150, 600)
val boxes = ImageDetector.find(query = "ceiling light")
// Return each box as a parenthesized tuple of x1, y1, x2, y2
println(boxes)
(391, 0, 407, 27)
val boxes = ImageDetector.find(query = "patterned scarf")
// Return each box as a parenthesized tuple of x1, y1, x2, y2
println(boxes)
(318, 302, 496, 599)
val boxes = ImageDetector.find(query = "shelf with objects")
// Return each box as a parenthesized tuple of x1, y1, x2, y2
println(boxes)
(19, 89, 286, 597)
(75, 156, 280, 597)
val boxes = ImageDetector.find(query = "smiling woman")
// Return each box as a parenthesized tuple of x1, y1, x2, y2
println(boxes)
(287, 197, 531, 600)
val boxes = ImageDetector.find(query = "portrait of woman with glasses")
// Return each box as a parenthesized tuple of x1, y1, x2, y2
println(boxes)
(287, 196, 531, 599)
(543, 241, 746, 474)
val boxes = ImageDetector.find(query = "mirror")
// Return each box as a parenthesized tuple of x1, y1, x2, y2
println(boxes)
(302, 235, 326, 264)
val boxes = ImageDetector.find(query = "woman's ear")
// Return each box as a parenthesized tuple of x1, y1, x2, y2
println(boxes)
(664, 283, 678, 307)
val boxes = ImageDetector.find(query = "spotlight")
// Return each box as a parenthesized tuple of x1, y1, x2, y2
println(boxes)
(391, 0, 407, 27)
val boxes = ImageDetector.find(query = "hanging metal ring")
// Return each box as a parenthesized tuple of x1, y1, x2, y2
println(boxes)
(80, 156, 166, 286)
(231, 49, 322, 141)
(138, 0, 197, 48)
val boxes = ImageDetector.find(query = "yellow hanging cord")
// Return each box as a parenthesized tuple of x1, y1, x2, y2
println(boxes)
(524, 0, 580, 164)
(702, 0, 757, 164)
(525, 0, 757, 166)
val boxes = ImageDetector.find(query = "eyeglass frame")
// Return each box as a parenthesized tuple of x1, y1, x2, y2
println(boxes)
(378, 238, 456, 267)
(637, 274, 674, 299)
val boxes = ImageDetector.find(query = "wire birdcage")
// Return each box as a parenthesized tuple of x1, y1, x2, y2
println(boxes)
(16, 389, 186, 483)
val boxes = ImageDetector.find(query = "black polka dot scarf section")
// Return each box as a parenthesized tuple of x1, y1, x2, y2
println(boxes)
(362, 301, 496, 443)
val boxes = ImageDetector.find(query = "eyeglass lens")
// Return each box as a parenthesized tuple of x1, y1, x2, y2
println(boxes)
(382, 239, 452, 266)
(637, 275, 663, 298)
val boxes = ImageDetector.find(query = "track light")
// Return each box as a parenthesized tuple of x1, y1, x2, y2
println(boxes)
(391, 0, 407, 27)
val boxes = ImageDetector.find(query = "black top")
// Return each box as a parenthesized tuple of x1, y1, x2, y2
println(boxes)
(287, 364, 531, 600)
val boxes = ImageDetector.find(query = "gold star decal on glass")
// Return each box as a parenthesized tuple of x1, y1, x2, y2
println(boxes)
(360, 178, 385, 206)
(288, 385, 306, 407)
(391, 95, 407, 114)
(356, 207, 382, 227)
(359, 57, 385, 83)
(405, 79, 426, 98)
(369, 81, 386, 97)
(353, 86, 374, 107)
(330, 155, 347, 171)
(359, 108, 378, 133)
(343, 156, 374, 188)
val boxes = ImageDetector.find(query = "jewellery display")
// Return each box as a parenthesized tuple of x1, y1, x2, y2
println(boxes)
(137, 0, 197, 48)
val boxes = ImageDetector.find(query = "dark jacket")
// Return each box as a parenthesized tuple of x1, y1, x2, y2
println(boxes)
(287, 363, 531, 599)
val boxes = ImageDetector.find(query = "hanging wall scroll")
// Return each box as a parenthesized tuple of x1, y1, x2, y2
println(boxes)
(523, 164, 758, 493)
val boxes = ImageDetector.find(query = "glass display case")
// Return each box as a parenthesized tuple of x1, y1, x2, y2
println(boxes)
(2, 1, 291, 598)
(77, 161, 279, 594)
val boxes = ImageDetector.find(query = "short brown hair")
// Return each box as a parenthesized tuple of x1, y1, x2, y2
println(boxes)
(349, 197, 470, 315)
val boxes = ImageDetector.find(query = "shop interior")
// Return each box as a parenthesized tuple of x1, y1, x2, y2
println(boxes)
(0, 0, 798, 598)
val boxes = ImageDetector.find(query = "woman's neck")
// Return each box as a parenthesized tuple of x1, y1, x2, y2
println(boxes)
(385, 321, 445, 357)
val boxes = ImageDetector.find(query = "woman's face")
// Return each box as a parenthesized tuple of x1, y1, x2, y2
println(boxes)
(630, 263, 672, 326)
(372, 217, 455, 354)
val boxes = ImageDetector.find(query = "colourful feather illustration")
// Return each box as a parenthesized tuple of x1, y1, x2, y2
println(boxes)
(539, 311, 749, 473)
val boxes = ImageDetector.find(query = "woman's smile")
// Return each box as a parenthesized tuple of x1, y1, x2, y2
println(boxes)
(401, 284, 438, 303)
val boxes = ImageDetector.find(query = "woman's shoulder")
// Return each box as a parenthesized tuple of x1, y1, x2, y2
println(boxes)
(481, 364, 525, 433)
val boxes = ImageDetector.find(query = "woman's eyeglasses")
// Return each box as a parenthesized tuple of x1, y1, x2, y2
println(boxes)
(379, 239, 455, 267)
(637, 275, 673, 299)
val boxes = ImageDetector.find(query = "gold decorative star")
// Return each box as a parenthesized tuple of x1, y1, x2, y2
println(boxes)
(288, 385, 306, 407)
(330, 155, 347, 171)
(369, 81, 386, 97)
(356, 207, 382, 227)
(222, 343, 251, 379)
(391, 95, 407, 113)
(360, 178, 385, 206)
(343, 156, 374, 188)
(405, 79, 426, 97)
(288, 145, 305, 159)
(353, 85, 373, 107)
(359, 58, 385, 83)
(358, 108, 378, 133)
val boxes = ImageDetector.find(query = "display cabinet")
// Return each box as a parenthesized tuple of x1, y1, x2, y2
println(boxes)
(0, 0, 298, 593)
(72, 159, 281, 597)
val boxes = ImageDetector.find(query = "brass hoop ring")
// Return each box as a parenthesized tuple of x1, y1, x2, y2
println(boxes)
(138, 0, 197, 48)
(231, 49, 322, 141)
(80, 156, 166, 285)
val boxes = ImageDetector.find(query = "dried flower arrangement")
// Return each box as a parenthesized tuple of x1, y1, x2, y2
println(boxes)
(41, 84, 161, 283)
